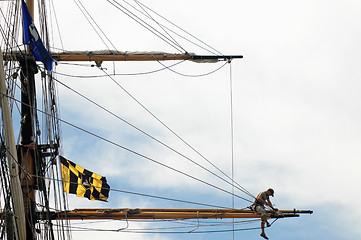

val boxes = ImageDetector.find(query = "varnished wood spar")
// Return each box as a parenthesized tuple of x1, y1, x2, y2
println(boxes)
(50, 52, 243, 62)
(51, 208, 312, 220)
(55, 210, 264, 220)
(2, 51, 243, 62)
(51, 52, 193, 62)
(67, 208, 312, 214)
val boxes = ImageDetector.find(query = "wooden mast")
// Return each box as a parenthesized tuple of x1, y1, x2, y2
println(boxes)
(18, 0, 38, 238)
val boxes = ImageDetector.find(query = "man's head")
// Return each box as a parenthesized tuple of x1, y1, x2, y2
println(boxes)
(267, 188, 274, 197)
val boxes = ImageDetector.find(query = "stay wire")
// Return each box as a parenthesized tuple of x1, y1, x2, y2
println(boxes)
(49, 0, 65, 50)
(74, 0, 122, 53)
(38, 63, 252, 201)
(107, 0, 184, 53)
(2, 92, 251, 203)
(99, 68, 253, 200)
(154, 58, 228, 78)
(56, 218, 260, 232)
(130, 0, 223, 55)
(53, 77, 244, 195)
(33, 174, 233, 209)
(136, 59, 255, 199)
(97, 60, 254, 199)
(230, 61, 235, 239)
(74, 0, 111, 50)
(131, 0, 185, 52)
(53, 224, 264, 234)
(54, 59, 187, 78)
(54, 58, 228, 78)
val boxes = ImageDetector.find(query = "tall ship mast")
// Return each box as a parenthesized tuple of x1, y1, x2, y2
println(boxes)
(0, 0, 311, 239)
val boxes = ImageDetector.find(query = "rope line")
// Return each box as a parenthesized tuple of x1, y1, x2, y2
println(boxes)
(127, 0, 223, 55)
(99, 67, 254, 199)
(32, 174, 233, 209)
(2, 93, 252, 203)
(52, 224, 264, 234)
(107, 0, 184, 53)
(53, 59, 228, 78)
(54, 73, 252, 200)
(132, 0, 186, 53)
(229, 60, 235, 239)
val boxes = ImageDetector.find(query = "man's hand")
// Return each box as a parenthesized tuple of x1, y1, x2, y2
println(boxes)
(267, 203, 278, 211)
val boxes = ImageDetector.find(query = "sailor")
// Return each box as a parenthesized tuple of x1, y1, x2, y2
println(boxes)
(253, 188, 278, 239)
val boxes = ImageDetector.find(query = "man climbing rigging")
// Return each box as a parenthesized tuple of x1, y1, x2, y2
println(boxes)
(253, 188, 278, 239)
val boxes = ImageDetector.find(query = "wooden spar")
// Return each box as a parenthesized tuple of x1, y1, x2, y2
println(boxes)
(3, 51, 243, 63)
(50, 52, 243, 62)
(49, 208, 312, 221)
(51, 52, 191, 62)
(66, 208, 313, 214)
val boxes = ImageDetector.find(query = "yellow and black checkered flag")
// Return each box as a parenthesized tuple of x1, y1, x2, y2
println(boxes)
(60, 156, 110, 201)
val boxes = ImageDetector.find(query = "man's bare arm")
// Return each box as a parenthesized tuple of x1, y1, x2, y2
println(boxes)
(266, 199, 278, 211)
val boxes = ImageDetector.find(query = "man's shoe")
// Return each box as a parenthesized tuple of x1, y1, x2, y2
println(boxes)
(266, 221, 271, 227)
(260, 233, 269, 239)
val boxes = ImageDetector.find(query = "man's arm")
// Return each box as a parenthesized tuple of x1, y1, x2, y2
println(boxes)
(266, 199, 278, 211)
(256, 195, 268, 205)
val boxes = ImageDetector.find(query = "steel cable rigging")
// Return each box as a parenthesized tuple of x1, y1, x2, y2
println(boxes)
(65, 3, 250, 204)
(2, 92, 252, 203)
(75, 0, 186, 54)
(1, 0, 255, 208)
(106, 0, 185, 53)
(1, 6, 253, 210)
(53, 59, 229, 78)
(37, 62, 255, 202)
(72, 0, 228, 76)
(51, 218, 270, 234)
(38, 1, 253, 202)
(32, 174, 234, 209)
(0, 0, 265, 239)
(52, 73, 249, 200)
(123, 0, 223, 55)
(74, 0, 116, 51)
(99, 68, 255, 201)
(51, 1, 253, 200)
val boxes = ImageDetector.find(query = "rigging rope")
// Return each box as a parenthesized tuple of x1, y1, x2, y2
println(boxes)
(53, 223, 266, 234)
(49, 0, 65, 50)
(2, 92, 252, 203)
(53, 59, 229, 78)
(107, 0, 185, 53)
(132, 0, 186, 53)
(0, 0, 256, 238)
(98, 68, 253, 199)
(95, 63, 255, 200)
(33, 174, 233, 209)
(122, 0, 223, 55)
(229, 60, 236, 239)
(39, 59, 254, 201)
(93, 69, 253, 199)
(74, 0, 114, 51)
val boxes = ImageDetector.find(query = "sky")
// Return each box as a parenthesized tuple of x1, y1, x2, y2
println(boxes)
(2, 0, 361, 239)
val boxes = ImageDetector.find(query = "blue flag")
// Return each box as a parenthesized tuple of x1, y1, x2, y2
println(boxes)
(22, 0, 54, 71)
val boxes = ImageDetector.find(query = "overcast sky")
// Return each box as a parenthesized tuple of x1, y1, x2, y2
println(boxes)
(17, 0, 361, 239)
